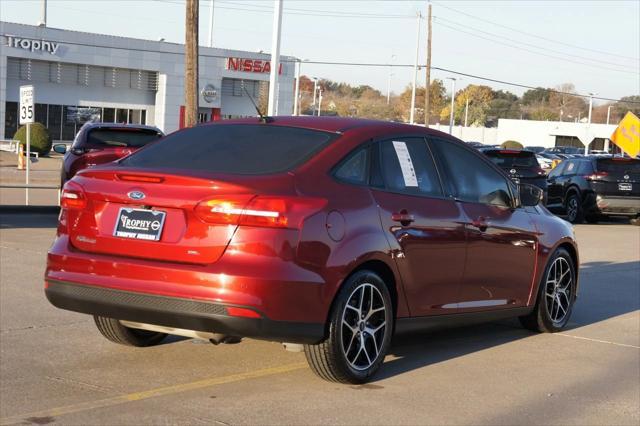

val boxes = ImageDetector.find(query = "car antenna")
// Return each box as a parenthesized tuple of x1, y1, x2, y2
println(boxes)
(242, 82, 273, 123)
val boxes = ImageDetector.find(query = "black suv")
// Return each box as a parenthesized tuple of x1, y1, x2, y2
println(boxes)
(546, 156, 640, 223)
(480, 149, 547, 201)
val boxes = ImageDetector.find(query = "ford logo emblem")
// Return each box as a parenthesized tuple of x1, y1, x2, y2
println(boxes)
(128, 191, 145, 200)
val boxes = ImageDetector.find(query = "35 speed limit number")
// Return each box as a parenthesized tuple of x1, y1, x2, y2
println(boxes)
(19, 85, 35, 124)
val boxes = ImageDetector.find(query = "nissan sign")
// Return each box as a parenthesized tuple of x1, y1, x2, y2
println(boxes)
(201, 84, 218, 103)
(226, 57, 282, 74)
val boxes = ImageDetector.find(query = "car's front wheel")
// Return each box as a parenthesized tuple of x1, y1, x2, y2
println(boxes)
(304, 270, 393, 383)
(94, 316, 167, 347)
(520, 248, 576, 332)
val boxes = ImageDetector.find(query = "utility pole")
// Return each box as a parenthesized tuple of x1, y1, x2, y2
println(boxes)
(409, 12, 422, 124)
(386, 54, 396, 105)
(267, 0, 283, 116)
(208, 0, 215, 47)
(184, 0, 199, 128)
(447, 77, 456, 134)
(586, 92, 596, 155)
(424, 2, 432, 126)
(606, 105, 612, 125)
(38, 0, 47, 26)
(317, 88, 323, 117)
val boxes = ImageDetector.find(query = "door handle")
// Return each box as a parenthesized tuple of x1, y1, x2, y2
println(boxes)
(471, 217, 489, 232)
(391, 210, 415, 226)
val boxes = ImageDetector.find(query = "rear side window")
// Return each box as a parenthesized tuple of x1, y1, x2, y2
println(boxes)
(577, 161, 593, 175)
(483, 150, 539, 168)
(122, 124, 336, 175)
(431, 139, 512, 207)
(596, 158, 640, 175)
(378, 138, 443, 197)
(81, 128, 162, 148)
(334, 147, 369, 184)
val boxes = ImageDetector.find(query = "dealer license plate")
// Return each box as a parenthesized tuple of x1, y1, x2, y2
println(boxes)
(618, 183, 632, 191)
(114, 208, 166, 241)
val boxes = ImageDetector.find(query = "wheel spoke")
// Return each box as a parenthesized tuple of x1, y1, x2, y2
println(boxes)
(342, 319, 357, 334)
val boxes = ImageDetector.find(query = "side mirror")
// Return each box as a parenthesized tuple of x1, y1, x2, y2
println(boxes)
(519, 183, 544, 207)
(53, 144, 67, 154)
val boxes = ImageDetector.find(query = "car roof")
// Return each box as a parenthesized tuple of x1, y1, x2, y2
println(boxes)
(81, 122, 163, 133)
(199, 116, 454, 138)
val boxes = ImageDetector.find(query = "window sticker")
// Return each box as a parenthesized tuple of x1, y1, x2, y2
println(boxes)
(392, 141, 418, 187)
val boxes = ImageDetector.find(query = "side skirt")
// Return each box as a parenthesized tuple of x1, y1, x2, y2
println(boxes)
(395, 307, 534, 335)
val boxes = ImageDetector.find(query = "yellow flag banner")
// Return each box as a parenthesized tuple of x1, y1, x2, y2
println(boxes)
(610, 111, 640, 158)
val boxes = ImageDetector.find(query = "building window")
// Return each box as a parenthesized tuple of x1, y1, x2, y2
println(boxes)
(116, 108, 128, 123)
(4, 102, 18, 139)
(35, 104, 48, 127)
(48, 105, 63, 140)
(103, 108, 115, 123)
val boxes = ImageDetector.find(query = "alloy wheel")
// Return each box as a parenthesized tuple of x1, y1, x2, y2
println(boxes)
(341, 283, 387, 371)
(567, 197, 578, 221)
(544, 257, 573, 324)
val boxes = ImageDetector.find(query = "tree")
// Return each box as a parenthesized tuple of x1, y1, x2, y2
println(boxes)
(522, 87, 550, 106)
(548, 83, 587, 121)
(453, 85, 494, 126)
(614, 95, 640, 117)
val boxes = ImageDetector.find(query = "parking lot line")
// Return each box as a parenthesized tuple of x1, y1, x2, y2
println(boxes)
(0, 362, 308, 426)
(556, 333, 640, 349)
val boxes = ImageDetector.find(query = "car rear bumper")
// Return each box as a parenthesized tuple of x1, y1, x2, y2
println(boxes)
(45, 235, 328, 343)
(589, 195, 640, 216)
(45, 279, 324, 344)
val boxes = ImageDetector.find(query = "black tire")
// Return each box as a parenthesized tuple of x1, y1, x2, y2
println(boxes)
(519, 248, 576, 333)
(565, 192, 584, 224)
(94, 316, 167, 347)
(304, 270, 393, 384)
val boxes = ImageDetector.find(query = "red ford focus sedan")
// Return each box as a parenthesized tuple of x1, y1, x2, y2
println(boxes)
(46, 117, 579, 383)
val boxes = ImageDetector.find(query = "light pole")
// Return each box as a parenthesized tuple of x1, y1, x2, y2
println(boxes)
(464, 96, 469, 127)
(293, 60, 301, 116)
(317, 88, 323, 117)
(446, 77, 456, 134)
(606, 104, 612, 125)
(586, 92, 596, 155)
(387, 54, 396, 105)
(266, 0, 283, 116)
(207, 0, 214, 47)
(311, 77, 318, 106)
(409, 12, 422, 124)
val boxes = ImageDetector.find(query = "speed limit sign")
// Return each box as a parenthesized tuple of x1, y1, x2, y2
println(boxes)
(19, 85, 35, 124)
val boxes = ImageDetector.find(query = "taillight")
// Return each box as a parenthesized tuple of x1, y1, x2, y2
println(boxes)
(535, 167, 546, 176)
(195, 195, 326, 229)
(585, 171, 608, 181)
(60, 181, 87, 210)
(117, 174, 164, 183)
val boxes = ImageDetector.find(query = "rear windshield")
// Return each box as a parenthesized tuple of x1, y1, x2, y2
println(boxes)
(484, 150, 539, 168)
(596, 158, 640, 174)
(84, 128, 163, 148)
(121, 124, 336, 175)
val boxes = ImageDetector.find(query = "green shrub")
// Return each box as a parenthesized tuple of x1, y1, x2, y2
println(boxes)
(14, 122, 52, 156)
(500, 140, 524, 149)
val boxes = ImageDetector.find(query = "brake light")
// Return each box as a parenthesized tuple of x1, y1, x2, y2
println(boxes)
(535, 167, 546, 176)
(60, 182, 87, 210)
(117, 174, 164, 183)
(585, 171, 608, 181)
(226, 306, 261, 318)
(195, 195, 326, 229)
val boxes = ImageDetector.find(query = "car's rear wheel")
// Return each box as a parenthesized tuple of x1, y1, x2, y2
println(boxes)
(565, 193, 584, 224)
(519, 248, 576, 332)
(94, 316, 167, 347)
(304, 270, 393, 384)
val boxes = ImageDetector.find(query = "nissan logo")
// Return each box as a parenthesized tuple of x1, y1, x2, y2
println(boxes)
(624, 174, 630, 180)
(128, 191, 145, 200)
(510, 169, 517, 174)
(201, 84, 218, 103)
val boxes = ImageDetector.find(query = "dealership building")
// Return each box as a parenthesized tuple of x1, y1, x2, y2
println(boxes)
(0, 21, 296, 141)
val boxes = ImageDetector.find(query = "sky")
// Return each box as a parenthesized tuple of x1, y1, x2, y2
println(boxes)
(1, 0, 639, 104)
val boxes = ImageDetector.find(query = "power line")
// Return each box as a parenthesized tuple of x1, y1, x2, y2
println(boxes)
(10, 35, 638, 104)
(434, 15, 630, 69)
(433, 20, 636, 75)
(432, 1, 639, 62)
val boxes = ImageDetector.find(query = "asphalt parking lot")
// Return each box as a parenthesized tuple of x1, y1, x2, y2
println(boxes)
(0, 213, 638, 425)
